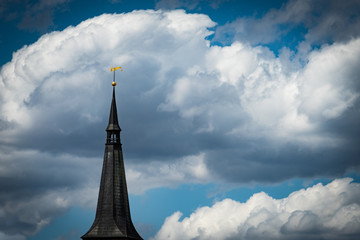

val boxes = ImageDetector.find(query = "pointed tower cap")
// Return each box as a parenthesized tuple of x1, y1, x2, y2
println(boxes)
(106, 87, 121, 131)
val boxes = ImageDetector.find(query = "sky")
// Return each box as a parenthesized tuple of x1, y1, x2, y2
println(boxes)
(0, 0, 360, 239)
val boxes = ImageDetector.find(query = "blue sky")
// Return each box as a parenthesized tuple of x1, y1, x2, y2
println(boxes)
(1, 0, 360, 240)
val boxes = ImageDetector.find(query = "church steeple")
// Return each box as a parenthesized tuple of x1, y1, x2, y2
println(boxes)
(106, 88, 121, 132)
(82, 68, 142, 240)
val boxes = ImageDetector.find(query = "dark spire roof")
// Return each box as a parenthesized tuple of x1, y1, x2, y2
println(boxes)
(106, 87, 121, 132)
(82, 84, 142, 240)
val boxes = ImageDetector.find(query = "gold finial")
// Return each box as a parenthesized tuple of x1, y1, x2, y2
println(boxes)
(110, 66, 123, 86)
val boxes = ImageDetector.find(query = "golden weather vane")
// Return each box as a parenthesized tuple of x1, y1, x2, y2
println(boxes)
(110, 66, 123, 86)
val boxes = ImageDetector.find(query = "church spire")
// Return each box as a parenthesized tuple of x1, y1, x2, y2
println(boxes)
(106, 87, 121, 132)
(82, 68, 142, 240)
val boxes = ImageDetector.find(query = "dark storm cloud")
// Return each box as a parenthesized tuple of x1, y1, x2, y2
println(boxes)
(213, 0, 360, 47)
(206, 141, 359, 183)
(0, 148, 100, 236)
(0, 0, 71, 32)
(155, 0, 230, 10)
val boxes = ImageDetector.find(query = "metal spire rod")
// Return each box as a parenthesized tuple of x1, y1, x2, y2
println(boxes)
(110, 66, 123, 87)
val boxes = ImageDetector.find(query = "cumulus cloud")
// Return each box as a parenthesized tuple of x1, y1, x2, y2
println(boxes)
(152, 178, 360, 240)
(0, 8, 359, 239)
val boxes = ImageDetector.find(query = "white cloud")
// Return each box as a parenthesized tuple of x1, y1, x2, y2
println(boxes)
(299, 39, 360, 120)
(162, 38, 360, 145)
(0, 9, 215, 132)
(152, 178, 360, 240)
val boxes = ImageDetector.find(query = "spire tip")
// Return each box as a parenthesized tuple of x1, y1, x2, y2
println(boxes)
(110, 66, 123, 86)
